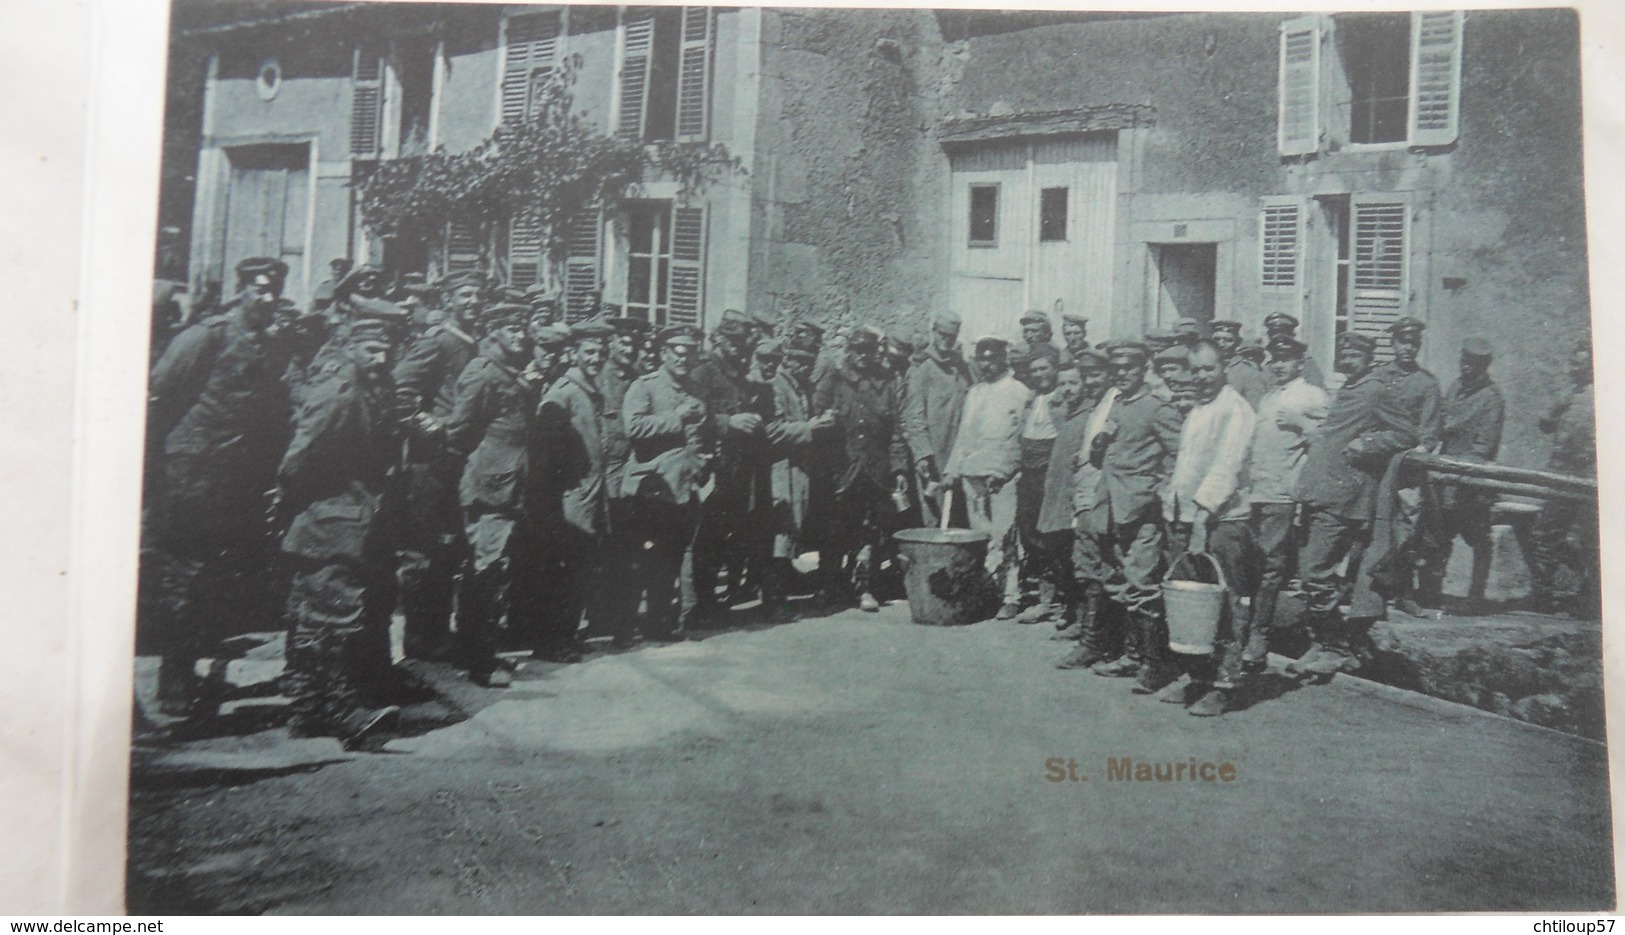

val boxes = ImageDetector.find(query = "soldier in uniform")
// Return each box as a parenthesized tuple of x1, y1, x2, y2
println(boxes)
(689, 311, 772, 622)
(1014, 353, 1062, 622)
(308, 257, 352, 318)
(762, 342, 834, 620)
(528, 322, 573, 391)
(1057, 350, 1123, 669)
(1288, 332, 1418, 680)
(1015, 309, 1063, 372)
(1411, 338, 1504, 609)
(597, 315, 652, 639)
(146, 257, 298, 716)
(525, 284, 560, 327)
(902, 313, 972, 527)
(1525, 336, 1598, 616)
(1263, 312, 1326, 388)
(1152, 343, 1193, 413)
(943, 337, 1033, 619)
(277, 309, 407, 749)
(1075, 341, 1184, 693)
(1211, 320, 1268, 408)
(535, 319, 615, 659)
(441, 302, 546, 687)
(622, 324, 717, 641)
(814, 327, 910, 611)
(392, 271, 484, 661)
(1060, 313, 1090, 365)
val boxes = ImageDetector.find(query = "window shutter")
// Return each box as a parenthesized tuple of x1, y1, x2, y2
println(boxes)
(667, 206, 706, 327)
(445, 218, 481, 274)
(564, 211, 602, 322)
(1277, 15, 1321, 158)
(1259, 197, 1306, 319)
(1350, 197, 1409, 357)
(502, 12, 561, 124)
(617, 11, 655, 141)
(351, 47, 384, 157)
(508, 217, 543, 289)
(675, 7, 714, 141)
(1408, 11, 1463, 147)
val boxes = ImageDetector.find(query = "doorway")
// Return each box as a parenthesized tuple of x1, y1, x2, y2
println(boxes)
(1149, 242, 1217, 328)
(222, 142, 311, 301)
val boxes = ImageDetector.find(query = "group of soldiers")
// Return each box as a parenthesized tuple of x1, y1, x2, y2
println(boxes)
(142, 253, 1598, 747)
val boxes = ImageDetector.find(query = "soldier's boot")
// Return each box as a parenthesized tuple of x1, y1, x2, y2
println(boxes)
(1238, 595, 1269, 677)
(1018, 581, 1059, 625)
(1131, 612, 1181, 695)
(1294, 613, 1362, 681)
(1092, 600, 1140, 677)
(1058, 588, 1113, 668)
(854, 545, 880, 612)
(760, 559, 796, 623)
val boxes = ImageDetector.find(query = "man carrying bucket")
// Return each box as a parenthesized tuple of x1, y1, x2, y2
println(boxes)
(1158, 341, 1260, 716)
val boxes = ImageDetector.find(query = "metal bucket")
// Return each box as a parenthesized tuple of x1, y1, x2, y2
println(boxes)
(893, 528, 993, 627)
(1163, 551, 1227, 655)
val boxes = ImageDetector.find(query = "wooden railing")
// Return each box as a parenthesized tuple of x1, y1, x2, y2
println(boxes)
(1402, 451, 1595, 504)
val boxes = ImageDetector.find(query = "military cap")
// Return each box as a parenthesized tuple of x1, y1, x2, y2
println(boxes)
(755, 338, 785, 359)
(1106, 340, 1150, 363)
(334, 264, 384, 300)
(788, 334, 822, 356)
(1461, 337, 1494, 359)
(1153, 344, 1189, 364)
(748, 308, 781, 329)
(715, 308, 753, 338)
(1237, 341, 1267, 363)
(848, 327, 885, 351)
(1266, 334, 1307, 359)
(529, 297, 562, 319)
(599, 302, 625, 319)
(658, 323, 704, 346)
(1210, 320, 1242, 335)
(889, 338, 916, 358)
(1337, 332, 1377, 353)
(532, 323, 573, 347)
(609, 315, 652, 335)
(973, 336, 1009, 359)
(790, 320, 826, 339)
(480, 302, 530, 331)
(1144, 328, 1180, 349)
(931, 313, 963, 336)
(497, 285, 529, 305)
(1174, 318, 1202, 337)
(1388, 317, 1426, 336)
(235, 256, 289, 285)
(1020, 309, 1051, 326)
(347, 294, 411, 323)
(345, 316, 402, 343)
(569, 317, 613, 341)
(1073, 348, 1109, 369)
(1060, 313, 1089, 328)
(441, 271, 484, 294)
(1263, 312, 1300, 333)
(784, 346, 817, 365)
(518, 281, 549, 300)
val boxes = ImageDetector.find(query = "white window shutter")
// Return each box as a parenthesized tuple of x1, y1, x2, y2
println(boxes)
(508, 217, 543, 289)
(1259, 196, 1306, 320)
(1277, 15, 1321, 157)
(1350, 196, 1409, 358)
(503, 12, 561, 124)
(1408, 11, 1463, 147)
(445, 218, 481, 274)
(564, 210, 603, 322)
(618, 11, 655, 141)
(675, 7, 714, 141)
(668, 206, 707, 327)
(351, 47, 384, 156)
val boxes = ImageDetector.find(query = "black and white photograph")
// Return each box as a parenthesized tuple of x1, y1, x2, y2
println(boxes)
(118, 0, 1612, 914)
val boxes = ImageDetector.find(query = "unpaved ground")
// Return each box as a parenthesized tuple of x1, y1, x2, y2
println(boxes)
(127, 603, 1615, 914)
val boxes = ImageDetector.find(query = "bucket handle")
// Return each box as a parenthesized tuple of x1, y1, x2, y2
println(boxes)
(1165, 550, 1228, 593)
(940, 487, 955, 530)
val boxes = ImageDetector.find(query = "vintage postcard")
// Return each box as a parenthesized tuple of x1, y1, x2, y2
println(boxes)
(101, 0, 1615, 914)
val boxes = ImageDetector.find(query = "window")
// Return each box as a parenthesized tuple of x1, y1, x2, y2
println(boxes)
(622, 203, 707, 326)
(1276, 11, 1463, 155)
(502, 11, 563, 124)
(1349, 197, 1408, 351)
(619, 7, 713, 143)
(968, 184, 998, 246)
(351, 46, 384, 156)
(1039, 187, 1068, 242)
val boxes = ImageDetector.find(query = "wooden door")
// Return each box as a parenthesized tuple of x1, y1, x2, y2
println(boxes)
(222, 143, 310, 301)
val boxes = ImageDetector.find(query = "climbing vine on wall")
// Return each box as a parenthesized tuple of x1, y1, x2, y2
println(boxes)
(357, 56, 744, 263)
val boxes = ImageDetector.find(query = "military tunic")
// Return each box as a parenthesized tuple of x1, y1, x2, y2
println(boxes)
(813, 362, 910, 598)
(901, 346, 972, 525)
(689, 352, 775, 611)
(536, 367, 612, 649)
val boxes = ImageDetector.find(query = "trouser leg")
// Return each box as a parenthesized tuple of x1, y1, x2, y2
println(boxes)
(283, 561, 375, 735)
(397, 463, 461, 659)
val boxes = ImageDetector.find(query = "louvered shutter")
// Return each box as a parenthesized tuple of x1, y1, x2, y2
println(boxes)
(445, 218, 481, 274)
(675, 7, 713, 141)
(508, 218, 543, 289)
(1259, 197, 1306, 320)
(667, 206, 706, 327)
(1350, 197, 1409, 357)
(351, 47, 384, 157)
(1408, 11, 1463, 147)
(564, 211, 602, 322)
(618, 11, 655, 141)
(502, 12, 561, 125)
(1277, 16, 1321, 158)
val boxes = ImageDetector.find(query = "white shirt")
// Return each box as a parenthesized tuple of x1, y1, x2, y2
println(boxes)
(945, 372, 1032, 478)
(1163, 384, 1256, 523)
(1022, 391, 1059, 441)
(1249, 376, 1331, 504)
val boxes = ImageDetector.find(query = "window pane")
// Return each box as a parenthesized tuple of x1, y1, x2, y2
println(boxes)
(644, 7, 683, 142)
(1039, 187, 1068, 242)
(629, 207, 655, 254)
(656, 258, 670, 305)
(969, 185, 998, 244)
(1339, 13, 1410, 144)
(628, 257, 651, 304)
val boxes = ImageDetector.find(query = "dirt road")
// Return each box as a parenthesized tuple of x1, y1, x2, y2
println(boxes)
(128, 603, 1615, 914)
